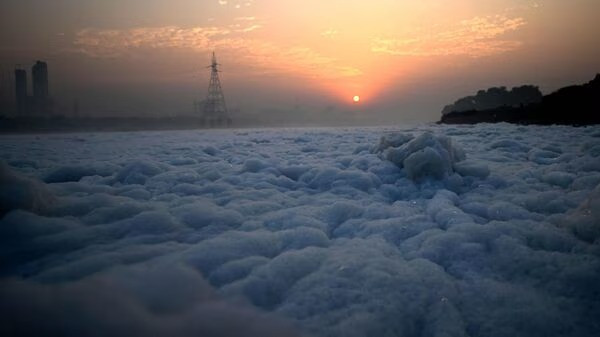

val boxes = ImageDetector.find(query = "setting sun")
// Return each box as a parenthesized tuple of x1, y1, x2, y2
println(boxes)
(353, 95, 360, 103)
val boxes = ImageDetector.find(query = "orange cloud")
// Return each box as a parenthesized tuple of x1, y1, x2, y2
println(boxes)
(371, 15, 526, 57)
(218, 0, 255, 9)
(74, 24, 361, 82)
(72, 11, 528, 104)
(74, 24, 252, 58)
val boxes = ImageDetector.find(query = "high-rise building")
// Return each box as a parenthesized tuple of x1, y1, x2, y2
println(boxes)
(13, 61, 52, 115)
(14, 68, 27, 114)
(32, 61, 48, 100)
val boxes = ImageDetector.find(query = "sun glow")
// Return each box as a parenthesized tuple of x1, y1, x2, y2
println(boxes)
(56, 0, 569, 110)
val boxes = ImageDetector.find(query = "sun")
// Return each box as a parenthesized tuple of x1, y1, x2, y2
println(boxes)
(353, 95, 360, 103)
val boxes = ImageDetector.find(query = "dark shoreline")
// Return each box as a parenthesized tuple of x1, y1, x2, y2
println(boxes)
(440, 74, 600, 126)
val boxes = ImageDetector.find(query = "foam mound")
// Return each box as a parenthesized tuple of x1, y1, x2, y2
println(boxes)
(375, 132, 466, 180)
(0, 162, 54, 216)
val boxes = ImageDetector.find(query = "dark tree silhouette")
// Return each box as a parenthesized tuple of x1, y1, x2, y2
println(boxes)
(440, 75, 600, 125)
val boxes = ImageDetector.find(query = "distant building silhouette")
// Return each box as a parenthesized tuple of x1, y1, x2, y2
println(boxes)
(14, 68, 28, 115)
(0, 67, 17, 116)
(32, 61, 49, 101)
(14, 60, 52, 115)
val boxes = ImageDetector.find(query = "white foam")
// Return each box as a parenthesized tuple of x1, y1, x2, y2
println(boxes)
(1, 124, 599, 337)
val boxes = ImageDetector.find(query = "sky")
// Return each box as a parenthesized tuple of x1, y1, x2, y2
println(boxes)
(0, 0, 599, 124)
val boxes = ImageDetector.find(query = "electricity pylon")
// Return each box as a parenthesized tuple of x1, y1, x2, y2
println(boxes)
(202, 52, 231, 127)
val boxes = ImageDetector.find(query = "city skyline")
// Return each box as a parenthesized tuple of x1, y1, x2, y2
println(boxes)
(12, 60, 51, 116)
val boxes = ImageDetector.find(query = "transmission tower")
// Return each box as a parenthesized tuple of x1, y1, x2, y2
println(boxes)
(202, 52, 231, 127)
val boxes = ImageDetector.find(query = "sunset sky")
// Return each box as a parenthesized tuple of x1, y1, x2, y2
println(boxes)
(1, 0, 599, 123)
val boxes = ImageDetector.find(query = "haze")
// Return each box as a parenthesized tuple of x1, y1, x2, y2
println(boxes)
(1, 0, 599, 124)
